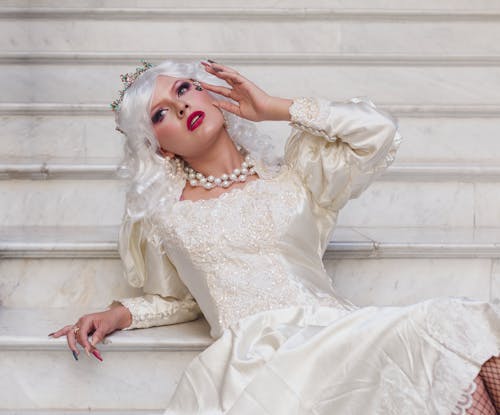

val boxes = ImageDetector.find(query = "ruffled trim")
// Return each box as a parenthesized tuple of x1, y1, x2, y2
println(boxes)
(288, 97, 331, 140)
(451, 379, 477, 415)
(423, 297, 500, 414)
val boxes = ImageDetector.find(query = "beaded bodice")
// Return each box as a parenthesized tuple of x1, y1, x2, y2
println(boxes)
(156, 163, 357, 338)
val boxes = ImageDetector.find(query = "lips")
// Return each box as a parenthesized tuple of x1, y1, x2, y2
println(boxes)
(187, 111, 205, 131)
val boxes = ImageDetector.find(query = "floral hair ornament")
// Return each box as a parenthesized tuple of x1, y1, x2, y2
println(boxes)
(110, 59, 155, 113)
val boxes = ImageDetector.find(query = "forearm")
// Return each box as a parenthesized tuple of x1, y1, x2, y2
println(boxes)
(108, 301, 133, 330)
(264, 96, 293, 121)
(107, 294, 202, 330)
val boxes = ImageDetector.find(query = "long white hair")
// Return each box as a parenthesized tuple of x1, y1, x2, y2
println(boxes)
(114, 59, 282, 223)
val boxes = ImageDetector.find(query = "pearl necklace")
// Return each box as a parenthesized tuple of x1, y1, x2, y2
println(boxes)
(174, 154, 257, 190)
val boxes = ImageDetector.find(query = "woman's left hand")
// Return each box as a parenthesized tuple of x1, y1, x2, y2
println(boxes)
(200, 61, 292, 122)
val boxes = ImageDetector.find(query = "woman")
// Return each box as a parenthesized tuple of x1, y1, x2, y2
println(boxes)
(50, 59, 500, 414)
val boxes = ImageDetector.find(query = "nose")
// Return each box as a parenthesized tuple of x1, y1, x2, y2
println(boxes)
(178, 103, 189, 117)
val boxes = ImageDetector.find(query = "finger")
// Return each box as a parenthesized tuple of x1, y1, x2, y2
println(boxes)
(214, 100, 241, 117)
(48, 324, 73, 338)
(76, 320, 96, 358)
(199, 81, 233, 99)
(201, 61, 223, 73)
(89, 329, 105, 358)
(218, 71, 244, 85)
(66, 327, 80, 360)
(206, 60, 239, 74)
(204, 66, 244, 85)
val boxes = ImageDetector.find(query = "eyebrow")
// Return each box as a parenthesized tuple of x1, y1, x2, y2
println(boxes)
(150, 79, 181, 117)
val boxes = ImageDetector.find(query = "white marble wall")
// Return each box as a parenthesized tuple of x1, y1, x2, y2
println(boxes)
(5, 64, 500, 104)
(0, 258, 141, 308)
(2, 256, 496, 309)
(6, 0, 500, 9)
(3, 16, 500, 55)
(325, 258, 495, 306)
(2, 179, 496, 227)
(1, 3, 499, 412)
(0, 349, 198, 409)
(1, 2, 499, 304)
(3, 116, 500, 165)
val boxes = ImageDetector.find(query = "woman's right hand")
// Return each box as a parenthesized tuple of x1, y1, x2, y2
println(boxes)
(48, 304, 132, 361)
(200, 60, 292, 123)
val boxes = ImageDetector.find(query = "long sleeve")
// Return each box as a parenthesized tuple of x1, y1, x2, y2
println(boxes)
(284, 96, 403, 213)
(106, 213, 202, 330)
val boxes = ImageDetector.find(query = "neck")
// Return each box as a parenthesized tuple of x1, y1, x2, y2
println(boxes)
(181, 128, 245, 177)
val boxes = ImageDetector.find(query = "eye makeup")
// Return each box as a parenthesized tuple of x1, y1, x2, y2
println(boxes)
(151, 80, 192, 124)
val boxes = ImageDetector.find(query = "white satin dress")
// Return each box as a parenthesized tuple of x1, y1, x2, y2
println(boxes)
(109, 97, 500, 414)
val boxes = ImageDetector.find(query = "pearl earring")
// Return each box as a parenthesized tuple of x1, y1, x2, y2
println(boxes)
(191, 79, 229, 128)
(193, 80, 203, 91)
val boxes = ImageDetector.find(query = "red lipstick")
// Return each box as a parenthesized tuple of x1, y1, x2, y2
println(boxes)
(187, 111, 205, 131)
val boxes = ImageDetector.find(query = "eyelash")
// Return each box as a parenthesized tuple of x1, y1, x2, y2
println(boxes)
(151, 81, 191, 124)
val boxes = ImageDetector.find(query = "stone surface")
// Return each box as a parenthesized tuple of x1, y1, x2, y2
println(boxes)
(475, 183, 500, 227)
(2, 14, 500, 55)
(0, 180, 126, 226)
(337, 181, 475, 227)
(325, 258, 494, 306)
(3, 116, 500, 165)
(0, 258, 140, 308)
(0, 308, 212, 411)
(4, 0, 500, 9)
(4, 64, 500, 105)
(0, 180, 484, 227)
(0, 115, 123, 161)
(1, 226, 498, 308)
(1, 1, 499, 412)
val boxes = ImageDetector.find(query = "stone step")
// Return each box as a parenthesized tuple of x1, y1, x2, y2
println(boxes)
(0, 177, 497, 227)
(4, 62, 500, 105)
(0, 411, 163, 414)
(0, 307, 212, 411)
(1, 226, 498, 309)
(4, 0, 500, 11)
(2, 6, 500, 55)
(2, 160, 500, 182)
(2, 113, 499, 164)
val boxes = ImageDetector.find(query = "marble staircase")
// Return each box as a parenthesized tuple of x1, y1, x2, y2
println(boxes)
(1, 1, 499, 413)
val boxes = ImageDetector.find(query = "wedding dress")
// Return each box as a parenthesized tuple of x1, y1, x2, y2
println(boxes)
(108, 96, 500, 414)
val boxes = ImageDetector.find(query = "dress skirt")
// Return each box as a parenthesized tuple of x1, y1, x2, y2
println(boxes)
(164, 296, 500, 415)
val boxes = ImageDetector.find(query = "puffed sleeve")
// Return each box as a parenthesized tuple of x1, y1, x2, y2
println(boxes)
(106, 213, 202, 330)
(284, 96, 403, 213)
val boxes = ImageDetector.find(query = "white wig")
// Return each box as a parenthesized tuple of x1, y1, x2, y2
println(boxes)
(114, 59, 282, 223)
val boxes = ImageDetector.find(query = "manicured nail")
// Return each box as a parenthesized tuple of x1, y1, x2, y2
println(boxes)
(92, 350, 103, 362)
(72, 350, 79, 361)
(85, 348, 92, 359)
(207, 59, 218, 64)
(48, 332, 55, 337)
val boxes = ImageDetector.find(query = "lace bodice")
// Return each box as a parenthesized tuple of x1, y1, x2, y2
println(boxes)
(109, 96, 403, 339)
(156, 164, 358, 337)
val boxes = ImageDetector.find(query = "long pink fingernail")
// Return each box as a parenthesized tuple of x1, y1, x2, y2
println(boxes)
(92, 350, 103, 362)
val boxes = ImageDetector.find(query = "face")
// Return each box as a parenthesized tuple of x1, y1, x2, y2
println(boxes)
(148, 75, 224, 158)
